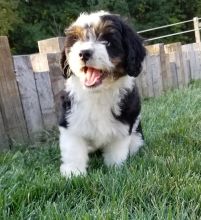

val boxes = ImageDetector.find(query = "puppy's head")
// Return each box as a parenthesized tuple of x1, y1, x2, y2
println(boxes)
(61, 11, 146, 90)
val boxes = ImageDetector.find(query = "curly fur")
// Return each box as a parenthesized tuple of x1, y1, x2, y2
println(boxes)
(59, 11, 146, 177)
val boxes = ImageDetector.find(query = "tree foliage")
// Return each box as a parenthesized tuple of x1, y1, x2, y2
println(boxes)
(1, 0, 201, 54)
(0, 0, 20, 35)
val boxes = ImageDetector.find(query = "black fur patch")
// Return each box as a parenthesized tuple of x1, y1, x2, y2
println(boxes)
(100, 15, 146, 77)
(135, 122, 144, 139)
(98, 16, 125, 59)
(112, 85, 141, 135)
(59, 91, 72, 128)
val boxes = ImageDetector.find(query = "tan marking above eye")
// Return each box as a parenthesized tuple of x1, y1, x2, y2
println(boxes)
(66, 26, 85, 40)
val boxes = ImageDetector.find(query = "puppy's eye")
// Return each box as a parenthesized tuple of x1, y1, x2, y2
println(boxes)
(67, 34, 78, 42)
(70, 35, 78, 41)
(102, 41, 111, 47)
(106, 42, 111, 47)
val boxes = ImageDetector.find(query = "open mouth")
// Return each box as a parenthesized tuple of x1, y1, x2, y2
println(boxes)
(82, 66, 107, 88)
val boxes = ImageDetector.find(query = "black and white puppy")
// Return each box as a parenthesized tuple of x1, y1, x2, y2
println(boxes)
(59, 11, 146, 177)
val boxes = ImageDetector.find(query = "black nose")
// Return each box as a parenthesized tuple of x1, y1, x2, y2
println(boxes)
(79, 50, 93, 62)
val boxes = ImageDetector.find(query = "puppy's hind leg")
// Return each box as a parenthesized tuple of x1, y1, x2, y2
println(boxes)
(103, 136, 131, 167)
(129, 120, 144, 155)
(129, 132, 144, 156)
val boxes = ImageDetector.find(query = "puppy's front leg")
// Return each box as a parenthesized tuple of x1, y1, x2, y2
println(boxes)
(59, 127, 89, 177)
(103, 136, 131, 167)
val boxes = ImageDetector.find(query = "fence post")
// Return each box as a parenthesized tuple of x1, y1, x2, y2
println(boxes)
(0, 36, 28, 147)
(193, 17, 201, 43)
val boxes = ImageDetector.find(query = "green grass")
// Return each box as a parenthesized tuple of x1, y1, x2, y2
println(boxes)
(0, 81, 201, 220)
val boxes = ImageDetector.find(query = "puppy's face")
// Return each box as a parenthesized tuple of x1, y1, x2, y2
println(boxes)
(61, 11, 146, 90)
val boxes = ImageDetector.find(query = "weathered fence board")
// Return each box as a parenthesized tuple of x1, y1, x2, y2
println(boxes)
(0, 36, 28, 146)
(0, 108, 8, 149)
(182, 43, 201, 81)
(138, 61, 149, 98)
(135, 72, 143, 98)
(146, 44, 164, 96)
(145, 55, 155, 97)
(13, 55, 44, 140)
(157, 44, 169, 92)
(192, 43, 201, 80)
(38, 37, 65, 54)
(164, 43, 186, 90)
(47, 53, 65, 118)
(30, 54, 57, 129)
(170, 62, 179, 88)
(181, 44, 192, 84)
(34, 72, 57, 129)
(37, 37, 65, 119)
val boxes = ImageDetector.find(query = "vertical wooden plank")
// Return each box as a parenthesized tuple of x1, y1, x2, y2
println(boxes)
(140, 60, 149, 98)
(136, 60, 148, 98)
(182, 44, 192, 84)
(0, 36, 28, 146)
(152, 55, 163, 96)
(192, 43, 201, 80)
(34, 72, 57, 129)
(145, 44, 164, 97)
(164, 43, 186, 89)
(135, 73, 143, 98)
(30, 54, 57, 129)
(159, 44, 169, 92)
(182, 43, 201, 81)
(38, 37, 65, 54)
(13, 55, 44, 140)
(145, 55, 155, 97)
(170, 62, 179, 88)
(165, 52, 176, 90)
(47, 53, 65, 118)
(0, 108, 9, 150)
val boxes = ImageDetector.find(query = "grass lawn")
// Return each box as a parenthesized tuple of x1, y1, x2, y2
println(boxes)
(0, 81, 201, 219)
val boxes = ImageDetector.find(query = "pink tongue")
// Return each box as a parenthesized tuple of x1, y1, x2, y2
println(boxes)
(84, 67, 102, 87)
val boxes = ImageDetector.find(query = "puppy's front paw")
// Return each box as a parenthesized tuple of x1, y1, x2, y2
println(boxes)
(60, 164, 86, 178)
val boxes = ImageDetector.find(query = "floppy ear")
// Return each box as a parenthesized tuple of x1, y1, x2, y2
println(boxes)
(122, 22, 146, 77)
(60, 49, 72, 79)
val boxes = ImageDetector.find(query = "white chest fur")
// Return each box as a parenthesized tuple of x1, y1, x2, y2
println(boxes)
(67, 89, 128, 149)
(65, 76, 133, 149)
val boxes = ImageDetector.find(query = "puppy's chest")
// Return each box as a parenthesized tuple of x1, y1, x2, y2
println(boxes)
(68, 96, 128, 144)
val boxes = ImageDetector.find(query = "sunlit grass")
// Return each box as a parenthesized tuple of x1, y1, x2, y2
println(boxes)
(0, 81, 201, 219)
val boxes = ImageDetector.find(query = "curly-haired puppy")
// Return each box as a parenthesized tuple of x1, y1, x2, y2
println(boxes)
(59, 11, 146, 177)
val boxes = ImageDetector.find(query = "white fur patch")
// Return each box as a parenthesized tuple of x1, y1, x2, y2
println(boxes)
(59, 127, 89, 177)
(129, 132, 144, 156)
(68, 40, 114, 84)
(65, 76, 134, 146)
(103, 135, 131, 166)
(73, 11, 110, 27)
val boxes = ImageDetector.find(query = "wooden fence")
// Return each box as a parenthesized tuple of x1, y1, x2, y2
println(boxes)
(0, 36, 201, 149)
(0, 36, 65, 149)
(136, 42, 201, 97)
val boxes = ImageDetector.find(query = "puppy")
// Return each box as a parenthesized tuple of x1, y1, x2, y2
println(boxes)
(59, 11, 146, 177)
